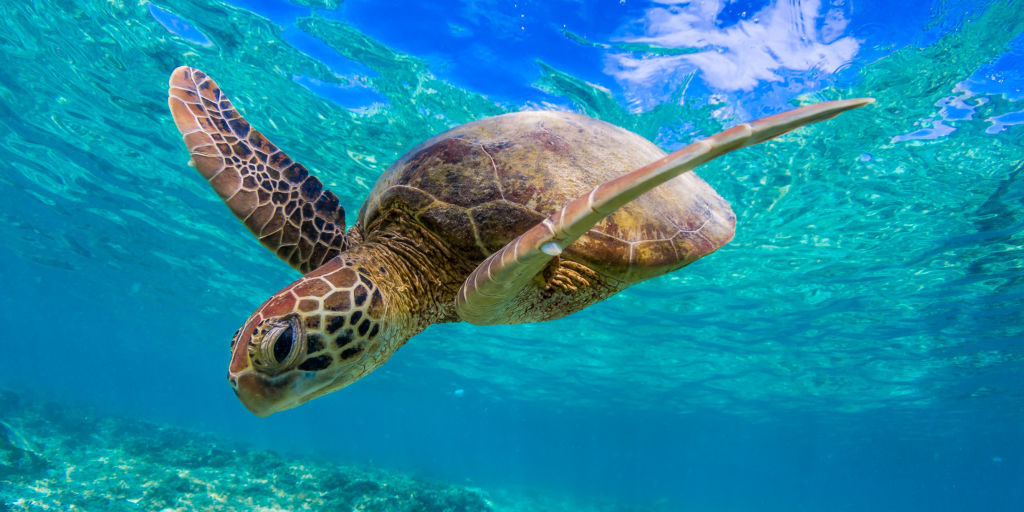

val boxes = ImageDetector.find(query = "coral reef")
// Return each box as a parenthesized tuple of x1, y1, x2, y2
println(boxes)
(0, 390, 651, 512)
(0, 389, 492, 512)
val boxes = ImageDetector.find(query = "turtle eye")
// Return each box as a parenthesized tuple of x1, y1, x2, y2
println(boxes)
(254, 317, 305, 372)
(272, 325, 295, 364)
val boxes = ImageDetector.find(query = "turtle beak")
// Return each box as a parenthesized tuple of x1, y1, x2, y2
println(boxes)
(232, 372, 299, 417)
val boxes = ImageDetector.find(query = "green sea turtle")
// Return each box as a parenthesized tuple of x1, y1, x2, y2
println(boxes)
(168, 66, 871, 416)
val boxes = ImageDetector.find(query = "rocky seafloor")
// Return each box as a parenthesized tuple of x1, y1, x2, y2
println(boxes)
(0, 389, 652, 512)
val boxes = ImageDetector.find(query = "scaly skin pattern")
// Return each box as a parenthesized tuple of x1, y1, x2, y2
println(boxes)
(226, 212, 467, 417)
(168, 67, 349, 273)
(168, 66, 871, 415)
(227, 257, 391, 416)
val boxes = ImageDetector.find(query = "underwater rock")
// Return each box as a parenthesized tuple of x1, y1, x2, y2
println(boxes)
(0, 421, 48, 479)
(344, 478, 382, 496)
(411, 488, 491, 512)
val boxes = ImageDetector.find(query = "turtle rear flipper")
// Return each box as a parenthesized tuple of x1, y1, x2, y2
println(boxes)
(168, 66, 349, 273)
(455, 98, 874, 325)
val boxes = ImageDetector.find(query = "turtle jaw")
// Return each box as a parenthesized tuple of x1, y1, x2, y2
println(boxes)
(232, 370, 335, 417)
(232, 372, 299, 417)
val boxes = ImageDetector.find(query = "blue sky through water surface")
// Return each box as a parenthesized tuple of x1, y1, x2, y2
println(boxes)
(153, 0, 1024, 136)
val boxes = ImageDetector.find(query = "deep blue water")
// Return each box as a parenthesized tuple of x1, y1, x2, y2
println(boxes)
(2, 0, 1024, 510)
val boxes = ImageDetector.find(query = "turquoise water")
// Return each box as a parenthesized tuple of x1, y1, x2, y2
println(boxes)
(2, 0, 1023, 510)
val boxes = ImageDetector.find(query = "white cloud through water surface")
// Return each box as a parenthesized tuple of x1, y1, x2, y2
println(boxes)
(607, 0, 860, 109)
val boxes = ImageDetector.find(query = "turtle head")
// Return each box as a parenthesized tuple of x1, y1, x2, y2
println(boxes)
(227, 258, 397, 416)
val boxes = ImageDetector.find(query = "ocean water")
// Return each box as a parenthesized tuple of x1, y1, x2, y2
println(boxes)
(1, 0, 1023, 510)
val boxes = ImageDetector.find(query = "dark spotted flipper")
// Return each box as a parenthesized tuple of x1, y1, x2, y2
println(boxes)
(167, 66, 349, 274)
(456, 98, 874, 325)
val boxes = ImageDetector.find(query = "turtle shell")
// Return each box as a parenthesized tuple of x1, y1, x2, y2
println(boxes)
(358, 111, 735, 284)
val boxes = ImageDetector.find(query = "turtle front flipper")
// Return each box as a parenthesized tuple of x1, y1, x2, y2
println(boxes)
(455, 98, 874, 325)
(168, 66, 349, 273)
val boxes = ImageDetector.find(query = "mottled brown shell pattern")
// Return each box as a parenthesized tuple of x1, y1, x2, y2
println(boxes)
(359, 111, 736, 284)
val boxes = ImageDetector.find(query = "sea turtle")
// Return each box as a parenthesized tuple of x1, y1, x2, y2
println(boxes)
(168, 66, 871, 416)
